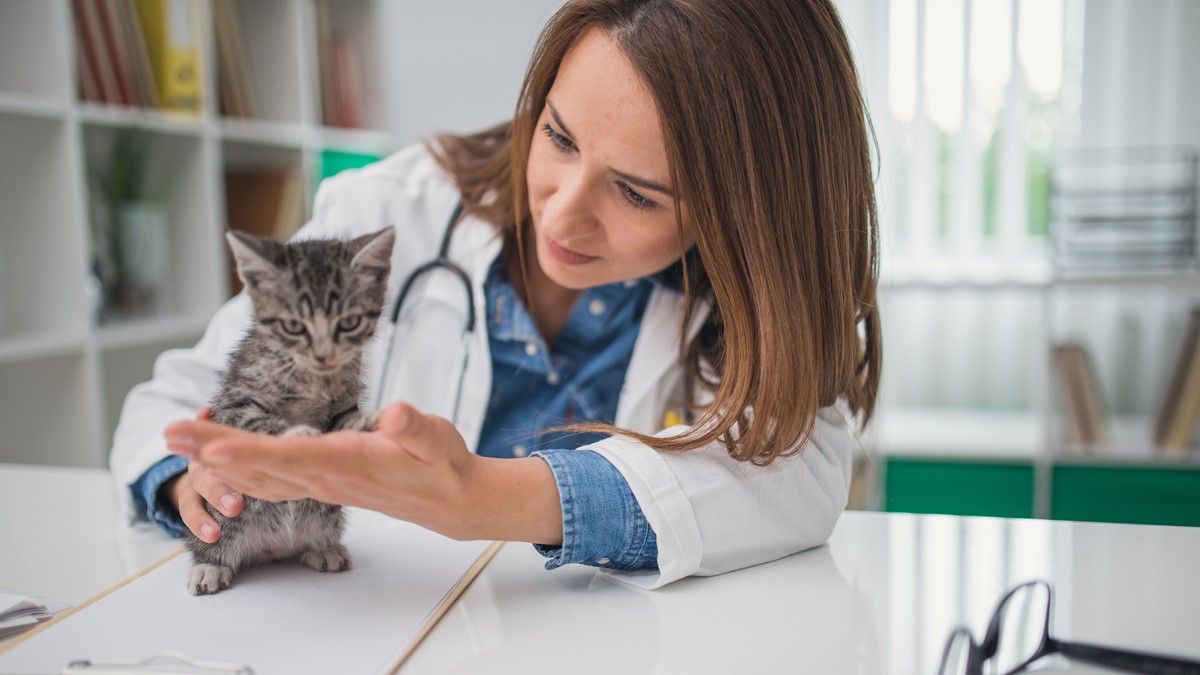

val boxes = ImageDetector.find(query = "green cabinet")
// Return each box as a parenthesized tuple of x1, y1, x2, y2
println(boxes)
(883, 457, 1200, 526)
(885, 459, 1036, 518)
(1051, 466, 1200, 526)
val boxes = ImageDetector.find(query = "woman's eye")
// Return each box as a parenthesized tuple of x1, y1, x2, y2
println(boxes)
(280, 319, 306, 335)
(338, 315, 362, 332)
(541, 124, 575, 152)
(618, 181, 656, 211)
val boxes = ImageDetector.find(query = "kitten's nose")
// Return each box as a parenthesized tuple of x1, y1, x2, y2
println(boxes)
(315, 354, 334, 366)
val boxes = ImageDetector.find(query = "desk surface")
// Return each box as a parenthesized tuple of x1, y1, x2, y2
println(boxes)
(3, 462, 1199, 674)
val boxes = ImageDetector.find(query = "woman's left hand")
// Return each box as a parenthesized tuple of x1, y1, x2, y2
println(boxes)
(165, 404, 477, 538)
(163, 403, 563, 544)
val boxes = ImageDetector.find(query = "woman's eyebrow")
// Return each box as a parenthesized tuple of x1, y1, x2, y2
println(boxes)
(546, 100, 676, 199)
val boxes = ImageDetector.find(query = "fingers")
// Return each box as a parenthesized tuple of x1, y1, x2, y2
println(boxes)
(377, 403, 457, 464)
(165, 419, 254, 460)
(173, 470, 223, 544)
(188, 462, 244, 518)
(195, 406, 213, 422)
(166, 419, 334, 494)
(210, 468, 313, 503)
(376, 402, 416, 434)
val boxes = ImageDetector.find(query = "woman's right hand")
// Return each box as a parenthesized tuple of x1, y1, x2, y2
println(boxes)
(166, 407, 244, 543)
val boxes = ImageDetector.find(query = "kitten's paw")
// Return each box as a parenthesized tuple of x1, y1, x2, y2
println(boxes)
(188, 563, 233, 595)
(347, 411, 381, 432)
(301, 544, 352, 573)
(282, 424, 321, 438)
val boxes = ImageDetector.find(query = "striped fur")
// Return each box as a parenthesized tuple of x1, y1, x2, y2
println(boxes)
(185, 227, 394, 595)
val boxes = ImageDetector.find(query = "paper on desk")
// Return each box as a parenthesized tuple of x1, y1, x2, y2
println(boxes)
(0, 523, 491, 674)
(0, 589, 70, 639)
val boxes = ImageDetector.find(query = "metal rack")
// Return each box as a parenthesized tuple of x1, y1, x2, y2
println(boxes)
(1050, 147, 1198, 272)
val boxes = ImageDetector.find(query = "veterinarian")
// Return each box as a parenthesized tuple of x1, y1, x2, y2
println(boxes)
(110, 0, 881, 589)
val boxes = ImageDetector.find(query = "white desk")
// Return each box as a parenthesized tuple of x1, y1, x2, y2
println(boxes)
(3, 462, 1199, 674)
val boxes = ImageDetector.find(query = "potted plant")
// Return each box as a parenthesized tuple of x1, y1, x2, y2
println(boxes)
(89, 127, 169, 318)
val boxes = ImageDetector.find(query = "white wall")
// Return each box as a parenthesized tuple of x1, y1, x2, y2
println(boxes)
(1076, 0, 1200, 150)
(374, 1, 567, 146)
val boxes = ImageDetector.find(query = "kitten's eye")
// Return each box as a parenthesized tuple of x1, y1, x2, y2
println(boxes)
(337, 315, 362, 332)
(280, 319, 306, 335)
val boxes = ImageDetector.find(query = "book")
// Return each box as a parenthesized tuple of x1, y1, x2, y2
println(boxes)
(223, 168, 305, 294)
(73, 15, 102, 103)
(213, 0, 256, 118)
(73, 0, 122, 105)
(272, 170, 307, 242)
(98, 0, 139, 106)
(1154, 309, 1200, 454)
(315, 0, 337, 127)
(134, 0, 201, 113)
(1073, 346, 1107, 450)
(121, 0, 161, 108)
(333, 34, 365, 129)
(1052, 343, 1106, 452)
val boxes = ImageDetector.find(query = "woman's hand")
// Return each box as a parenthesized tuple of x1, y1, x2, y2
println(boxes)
(163, 403, 564, 545)
(165, 407, 245, 543)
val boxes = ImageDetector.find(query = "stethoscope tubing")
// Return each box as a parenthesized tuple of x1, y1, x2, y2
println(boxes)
(373, 203, 476, 413)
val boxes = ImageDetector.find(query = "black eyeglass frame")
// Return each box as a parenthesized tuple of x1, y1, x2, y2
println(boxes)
(937, 579, 1200, 675)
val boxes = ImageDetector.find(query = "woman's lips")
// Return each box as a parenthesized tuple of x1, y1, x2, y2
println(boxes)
(544, 235, 597, 265)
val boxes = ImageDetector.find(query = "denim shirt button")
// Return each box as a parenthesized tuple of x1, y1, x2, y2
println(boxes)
(596, 557, 611, 565)
(512, 444, 527, 457)
(524, 342, 538, 357)
(546, 371, 560, 385)
(588, 299, 606, 316)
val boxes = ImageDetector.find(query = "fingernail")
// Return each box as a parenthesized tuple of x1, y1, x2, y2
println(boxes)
(166, 433, 196, 457)
(200, 446, 232, 465)
(201, 523, 218, 541)
(220, 494, 239, 511)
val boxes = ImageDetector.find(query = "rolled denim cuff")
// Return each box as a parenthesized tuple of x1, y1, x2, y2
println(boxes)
(530, 448, 658, 572)
(129, 455, 190, 538)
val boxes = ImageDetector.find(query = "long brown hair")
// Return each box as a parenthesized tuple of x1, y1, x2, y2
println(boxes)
(431, 0, 881, 465)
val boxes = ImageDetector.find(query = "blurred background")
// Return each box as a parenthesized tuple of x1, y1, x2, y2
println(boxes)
(0, 0, 1196, 527)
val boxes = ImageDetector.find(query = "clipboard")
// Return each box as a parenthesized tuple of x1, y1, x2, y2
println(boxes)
(0, 525, 503, 675)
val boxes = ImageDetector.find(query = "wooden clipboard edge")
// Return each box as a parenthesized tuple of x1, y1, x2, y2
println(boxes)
(0, 546, 186, 655)
(385, 540, 505, 674)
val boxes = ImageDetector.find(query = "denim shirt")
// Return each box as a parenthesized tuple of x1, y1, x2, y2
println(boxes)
(479, 257, 658, 570)
(130, 259, 660, 572)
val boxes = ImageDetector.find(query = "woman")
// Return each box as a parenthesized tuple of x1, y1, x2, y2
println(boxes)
(111, 0, 881, 589)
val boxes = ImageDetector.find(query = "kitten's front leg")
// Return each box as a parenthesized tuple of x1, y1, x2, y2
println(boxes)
(329, 408, 380, 433)
(282, 424, 322, 437)
(188, 563, 234, 595)
(300, 544, 352, 573)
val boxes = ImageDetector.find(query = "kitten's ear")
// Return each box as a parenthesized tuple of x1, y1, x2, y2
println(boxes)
(226, 231, 284, 289)
(349, 227, 395, 277)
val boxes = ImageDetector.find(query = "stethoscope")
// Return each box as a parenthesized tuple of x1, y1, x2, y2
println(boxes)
(373, 202, 476, 421)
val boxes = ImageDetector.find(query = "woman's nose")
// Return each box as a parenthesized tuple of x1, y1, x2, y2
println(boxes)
(543, 171, 599, 241)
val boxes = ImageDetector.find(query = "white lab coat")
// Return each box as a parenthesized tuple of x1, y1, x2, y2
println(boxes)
(109, 144, 853, 589)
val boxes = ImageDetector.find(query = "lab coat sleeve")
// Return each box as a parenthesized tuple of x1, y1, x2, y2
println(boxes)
(586, 401, 854, 589)
(108, 291, 252, 523)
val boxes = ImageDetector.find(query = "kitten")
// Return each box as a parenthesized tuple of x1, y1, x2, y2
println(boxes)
(184, 227, 395, 595)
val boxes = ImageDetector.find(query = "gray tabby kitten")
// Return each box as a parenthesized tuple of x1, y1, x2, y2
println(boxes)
(185, 227, 395, 595)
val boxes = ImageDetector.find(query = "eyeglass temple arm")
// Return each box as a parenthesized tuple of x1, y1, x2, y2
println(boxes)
(1052, 638, 1200, 675)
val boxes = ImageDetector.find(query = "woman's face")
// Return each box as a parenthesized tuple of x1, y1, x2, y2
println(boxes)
(526, 28, 693, 290)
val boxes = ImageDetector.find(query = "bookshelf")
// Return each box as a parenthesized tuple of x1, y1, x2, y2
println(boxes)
(0, 0, 397, 468)
(869, 268, 1200, 527)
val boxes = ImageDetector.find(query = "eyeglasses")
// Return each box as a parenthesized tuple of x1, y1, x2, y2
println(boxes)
(937, 580, 1200, 675)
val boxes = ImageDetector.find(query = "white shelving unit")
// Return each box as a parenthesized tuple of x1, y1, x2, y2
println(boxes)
(0, 0, 398, 468)
(868, 267, 1200, 522)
